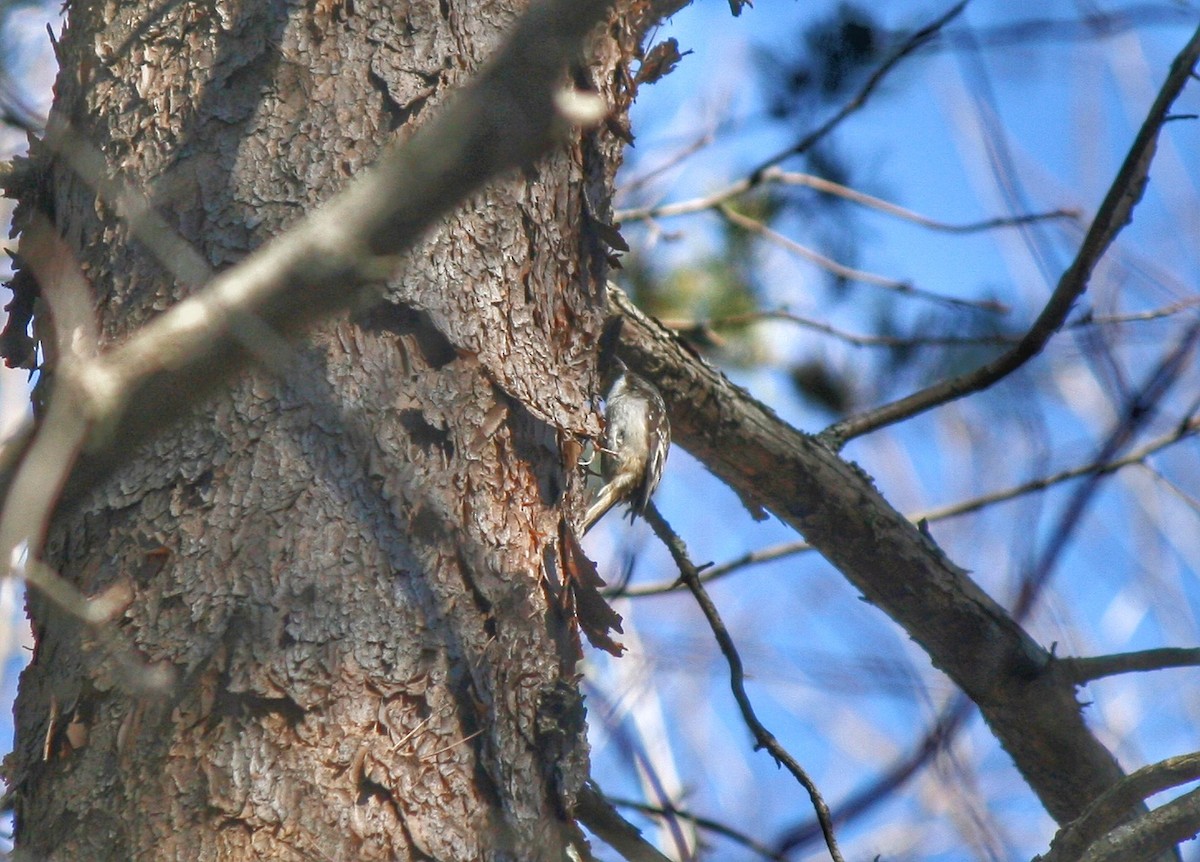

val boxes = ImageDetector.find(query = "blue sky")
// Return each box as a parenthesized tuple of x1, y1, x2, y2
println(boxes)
(584, 2, 1200, 860)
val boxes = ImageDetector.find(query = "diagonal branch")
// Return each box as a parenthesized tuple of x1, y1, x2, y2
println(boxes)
(820, 24, 1200, 447)
(615, 411, 1200, 599)
(747, 1, 968, 179)
(608, 281, 1132, 826)
(1040, 754, 1200, 862)
(0, 0, 617, 518)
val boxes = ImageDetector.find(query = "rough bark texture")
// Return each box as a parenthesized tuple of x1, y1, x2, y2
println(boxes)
(8, 2, 636, 859)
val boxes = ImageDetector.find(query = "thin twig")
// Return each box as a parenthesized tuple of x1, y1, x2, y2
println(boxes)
(1012, 323, 1200, 621)
(913, 414, 1200, 524)
(1146, 467, 1200, 515)
(619, 414, 1199, 599)
(609, 539, 811, 598)
(771, 171, 1079, 233)
(930, 6, 1199, 54)
(1058, 648, 1200, 686)
(1081, 296, 1200, 328)
(747, 1, 968, 178)
(820, 24, 1200, 447)
(661, 295, 1200, 352)
(619, 122, 721, 196)
(641, 503, 844, 862)
(618, 166, 1078, 235)
(581, 681, 694, 861)
(776, 696, 973, 855)
(718, 204, 1003, 312)
(665, 308, 1014, 348)
(0, 0, 617, 513)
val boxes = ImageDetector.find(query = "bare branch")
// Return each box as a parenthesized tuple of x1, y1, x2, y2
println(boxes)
(664, 308, 1015, 348)
(0, 0, 617, 517)
(618, 166, 1078, 234)
(609, 538, 812, 598)
(932, 6, 1199, 53)
(777, 696, 973, 855)
(747, 2, 968, 178)
(0, 75, 45, 135)
(914, 415, 1200, 523)
(610, 281, 1132, 825)
(0, 221, 172, 695)
(1081, 297, 1200, 328)
(660, 294, 1200, 353)
(718, 204, 1004, 312)
(618, 410, 1200, 599)
(821, 25, 1200, 447)
(1076, 787, 1200, 862)
(1058, 649, 1200, 686)
(41, 114, 212, 289)
(718, 204, 924, 294)
(0, 219, 95, 602)
(1011, 323, 1200, 621)
(1041, 754, 1200, 862)
(641, 503, 845, 862)
(618, 122, 720, 197)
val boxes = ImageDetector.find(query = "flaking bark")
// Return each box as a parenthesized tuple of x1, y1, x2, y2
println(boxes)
(7, 2, 639, 859)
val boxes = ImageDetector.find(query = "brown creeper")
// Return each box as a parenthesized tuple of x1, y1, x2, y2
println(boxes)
(583, 359, 670, 533)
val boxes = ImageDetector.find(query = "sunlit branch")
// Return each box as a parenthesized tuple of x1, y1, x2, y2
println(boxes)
(641, 502, 845, 862)
(0, 0, 617, 519)
(663, 309, 1015, 348)
(820, 25, 1200, 448)
(618, 166, 1078, 235)
(1040, 753, 1200, 862)
(1058, 648, 1200, 686)
(1064, 298, 1200, 330)
(0, 220, 173, 694)
(0, 219, 96, 604)
(718, 204, 1004, 312)
(747, 1, 968, 179)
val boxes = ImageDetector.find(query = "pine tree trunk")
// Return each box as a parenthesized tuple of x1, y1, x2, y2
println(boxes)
(7, 2, 631, 859)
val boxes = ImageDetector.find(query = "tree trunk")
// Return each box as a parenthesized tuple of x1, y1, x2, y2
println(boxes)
(7, 2, 631, 859)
